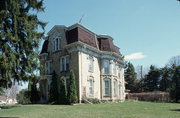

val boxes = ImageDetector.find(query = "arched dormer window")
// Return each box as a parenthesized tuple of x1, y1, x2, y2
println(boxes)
(52, 37, 61, 52)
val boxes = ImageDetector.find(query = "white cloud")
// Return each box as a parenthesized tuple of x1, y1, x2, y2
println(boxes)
(125, 52, 146, 60)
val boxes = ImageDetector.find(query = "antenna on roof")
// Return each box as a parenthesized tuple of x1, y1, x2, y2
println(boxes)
(79, 14, 85, 24)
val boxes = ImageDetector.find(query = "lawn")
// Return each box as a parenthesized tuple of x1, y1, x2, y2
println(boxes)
(0, 101, 180, 118)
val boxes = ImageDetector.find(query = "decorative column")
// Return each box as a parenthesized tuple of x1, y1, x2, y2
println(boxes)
(109, 60, 114, 101)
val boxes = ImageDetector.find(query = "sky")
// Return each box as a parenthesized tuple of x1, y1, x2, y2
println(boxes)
(38, 0, 180, 68)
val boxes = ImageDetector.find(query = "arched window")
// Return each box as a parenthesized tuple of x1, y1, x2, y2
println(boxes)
(52, 37, 61, 52)
(104, 78, 111, 96)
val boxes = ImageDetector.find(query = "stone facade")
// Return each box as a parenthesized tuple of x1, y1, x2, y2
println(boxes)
(39, 23, 125, 103)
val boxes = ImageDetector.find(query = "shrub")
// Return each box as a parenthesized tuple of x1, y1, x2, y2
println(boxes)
(59, 76, 67, 104)
(87, 98, 101, 104)
(49, 71, 59, 104)
(126, 92, 170, 102)
(67, 70, 78, 104)
(28, 78, 40, 103)
(16, 89, 31, 104)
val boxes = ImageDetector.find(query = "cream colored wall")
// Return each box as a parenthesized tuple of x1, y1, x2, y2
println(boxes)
(78, 52, 101, 100)
(119, 68, 125, 101)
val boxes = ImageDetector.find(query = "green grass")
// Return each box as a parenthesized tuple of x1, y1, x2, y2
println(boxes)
(0, 101, 180, 118)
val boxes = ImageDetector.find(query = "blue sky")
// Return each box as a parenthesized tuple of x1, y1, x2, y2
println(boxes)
(39, 0, 180, 68)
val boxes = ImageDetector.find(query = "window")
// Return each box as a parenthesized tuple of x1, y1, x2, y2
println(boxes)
(56, 38, 59, 50)
(66, 56, 69, 71)
(114, 79, 118, 96)
(113, 61, 116, 75)
(118, 69, 121, 78)
(89, 77, 94, 96)
(88, 56, 94, 72)
(60, 56, 69, 72)
(103, 60, 110, 74)
(45, 61, 52, 75)
(52, 37, 60, 52)
(104, 78, 111, 96)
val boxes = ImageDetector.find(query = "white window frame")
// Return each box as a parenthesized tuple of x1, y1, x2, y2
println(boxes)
(113, 61, 117, 75)
(45, 61, 51, 75)
(104, 78, 111, 96)
(52, 37, 61, 52)
(103, 60, 110, 74)
(60, 56, 69, 72)
(88, 76, 94, 96)
(88, 55, 94, 72)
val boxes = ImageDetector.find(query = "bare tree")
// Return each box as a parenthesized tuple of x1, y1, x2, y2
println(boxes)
(136, 65, 149, 79)
(167, 55, 180, 67)
(5, 83, 19, 100)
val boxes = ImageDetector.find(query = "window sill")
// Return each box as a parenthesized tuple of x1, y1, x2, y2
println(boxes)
(103, 95, 110, 97)
(88, 70, 94, 73)
(52, 49, 62, 54)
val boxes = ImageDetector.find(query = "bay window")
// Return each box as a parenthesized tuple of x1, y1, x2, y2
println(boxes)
(104, 78, 111, 96)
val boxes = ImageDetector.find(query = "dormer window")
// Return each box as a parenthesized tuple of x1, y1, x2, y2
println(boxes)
(52, 37, 60, 52)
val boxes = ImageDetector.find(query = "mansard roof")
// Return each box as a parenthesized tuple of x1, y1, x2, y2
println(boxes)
(40, 23, 121, 55)
(40, 39, 48, 54)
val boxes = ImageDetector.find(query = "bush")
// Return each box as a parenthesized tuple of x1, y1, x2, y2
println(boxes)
(59, 76, 67, 104)
(87, 98, 101, 104)
(126, 92, 170, 102)
(67, 70, 78, 104)
(49, 71, 59, 104)
(16, 89, 31, 104)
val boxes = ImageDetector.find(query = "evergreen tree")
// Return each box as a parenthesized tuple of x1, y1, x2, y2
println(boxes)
(49, 71, 59, 104)
(0, 0, 46, 88)
(170, 65, 180, 102)
(143, 65, 160, 91)
(67, 70, 78, 104)
(59, 76, 67, 104)
(159, 67, 171, 92)
(28, 76, 39, 103)
(125, 62, 138, 92)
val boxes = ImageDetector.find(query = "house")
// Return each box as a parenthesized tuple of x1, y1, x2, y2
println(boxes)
(39, 23, 125, 103)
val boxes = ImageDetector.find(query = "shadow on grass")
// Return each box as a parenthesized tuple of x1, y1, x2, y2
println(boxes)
(0, 117, 19, 118)
(170, 109, 180, 112)
(0, 105, 20, 109)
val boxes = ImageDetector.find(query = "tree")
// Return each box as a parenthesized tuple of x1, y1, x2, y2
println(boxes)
(49, 71, 59, 104)
(159, 67, 171, 92)
(16, 89, 31, 104)
(59, 76, 67, 104)
(67, 70, 78, 104)
(28, 76, 40, 103)
(4, 82, 19, 100)
(125, 62, 138, 92)
(0, 0, 46, 88)
(0, 87, 4, 95)
(167, 55, 180, 67)
(170, 65, 180, 102)
(143, 65, 160, 92)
